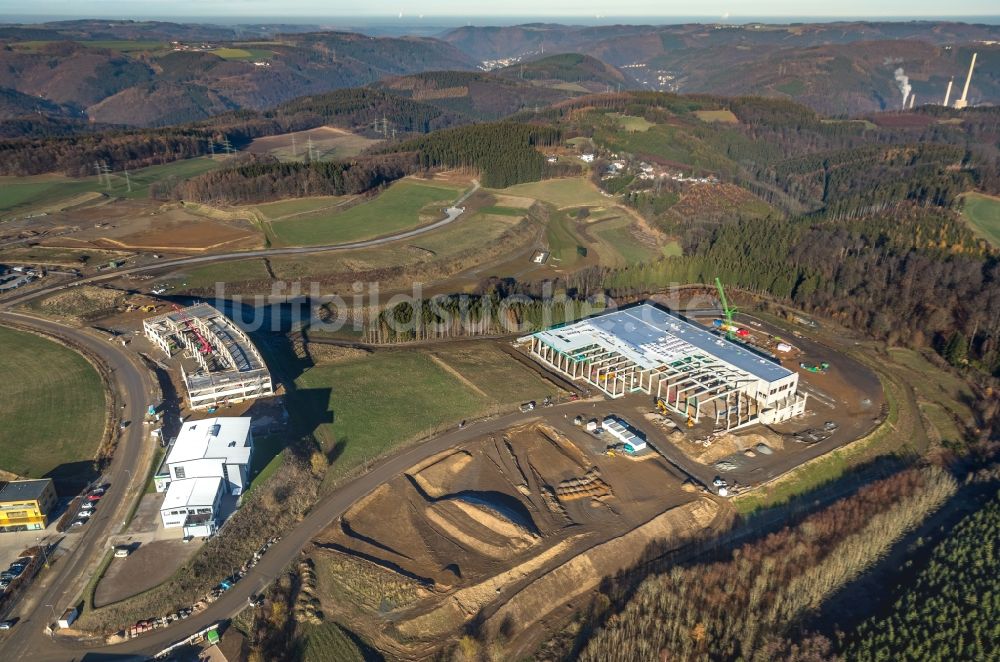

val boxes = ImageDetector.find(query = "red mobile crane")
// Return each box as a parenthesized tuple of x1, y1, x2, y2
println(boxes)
(172, 304, 213, 355)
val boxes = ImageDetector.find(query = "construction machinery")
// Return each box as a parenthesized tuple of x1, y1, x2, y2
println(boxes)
(171, 304, 212, 355)
(714, 277, 739, 340)
(799, 361, 830, 373)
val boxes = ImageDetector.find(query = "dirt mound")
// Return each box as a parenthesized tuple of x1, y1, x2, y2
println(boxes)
(425, 496, 538, 560)
(410, 450, 473, 498)
(675, 428, 784, 465)
(556, 468, 611, 501)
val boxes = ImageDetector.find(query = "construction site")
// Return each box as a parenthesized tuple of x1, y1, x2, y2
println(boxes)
(309, 422, 723, 659)
(526, 302, 807, 431)
(143, 303, 273, 410)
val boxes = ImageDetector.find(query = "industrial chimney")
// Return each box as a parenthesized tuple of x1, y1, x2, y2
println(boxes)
(954, 52, 977, 109)
(943, 78, 953, 106)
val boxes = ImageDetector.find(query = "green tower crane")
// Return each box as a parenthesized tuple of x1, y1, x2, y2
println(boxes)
(715, 277, 738, 340)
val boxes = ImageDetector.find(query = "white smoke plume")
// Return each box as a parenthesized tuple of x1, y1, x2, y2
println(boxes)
(894, 67, 911, 109)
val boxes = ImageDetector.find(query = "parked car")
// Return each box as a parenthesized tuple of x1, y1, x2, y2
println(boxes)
(70, 520, 85, 528)
(114, 546, 130, 558)
(0, 620, 14, 630)
(0, 580, 10, 591)
(7, 565, 24, 577)
(81, 501, 95, 510)
(86, 493, 102, 502)
(76, 510, 93, 518)
(0, 572, 13, 582)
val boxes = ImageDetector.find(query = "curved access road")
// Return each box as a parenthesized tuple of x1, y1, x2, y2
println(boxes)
(0, 311, 158, 662)
(8, 406, 557, 660)
(0, 181, 480, 311)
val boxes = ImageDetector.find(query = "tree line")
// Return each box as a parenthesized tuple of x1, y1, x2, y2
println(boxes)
(576, 466, 956, 662)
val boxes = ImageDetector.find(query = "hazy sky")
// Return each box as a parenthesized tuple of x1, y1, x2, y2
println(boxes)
(1, 0, 997, 19)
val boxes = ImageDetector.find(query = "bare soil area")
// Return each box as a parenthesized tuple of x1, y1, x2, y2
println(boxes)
(311, 422, 719, 658)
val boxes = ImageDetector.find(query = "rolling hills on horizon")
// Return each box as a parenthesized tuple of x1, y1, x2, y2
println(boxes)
(0, 18, 996, 128)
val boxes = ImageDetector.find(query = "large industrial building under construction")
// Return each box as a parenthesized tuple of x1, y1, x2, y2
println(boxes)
(144, 303, 274, 410)
(528, 303, 807, 431)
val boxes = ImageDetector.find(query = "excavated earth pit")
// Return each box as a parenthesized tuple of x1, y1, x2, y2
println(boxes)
(310, 422, 725, 658)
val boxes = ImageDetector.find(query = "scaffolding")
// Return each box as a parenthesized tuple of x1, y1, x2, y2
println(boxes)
(529, 304, 807, 431)
(144, 304, 274, 410)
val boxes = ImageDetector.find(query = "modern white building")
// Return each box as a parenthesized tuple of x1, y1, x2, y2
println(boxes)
(157, 417, 253, 536)
(143, 303, 273, 410)
(159, 476, 224, 538)
(529, 303, 807, 431)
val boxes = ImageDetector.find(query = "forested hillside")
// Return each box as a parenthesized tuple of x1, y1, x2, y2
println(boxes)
(844, 490, 1000, 662)
(571, 467, 955, 661)
(168, 122, 564, 203)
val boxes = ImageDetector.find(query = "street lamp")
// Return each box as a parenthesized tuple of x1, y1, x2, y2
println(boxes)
(45, 603, 56, 626)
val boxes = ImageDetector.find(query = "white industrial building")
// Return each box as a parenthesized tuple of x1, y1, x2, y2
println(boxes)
(603, 416, 647, 453)
(157, 417, 254, 537)
(143, 303, 273, 410)
(528, 303, 807, 431)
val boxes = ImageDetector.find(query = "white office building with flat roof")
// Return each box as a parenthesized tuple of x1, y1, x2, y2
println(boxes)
(529, 303, 807, 431)
(157, 417, 253, 536)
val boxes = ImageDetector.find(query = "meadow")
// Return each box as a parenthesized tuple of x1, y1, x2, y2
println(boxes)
(0, 326, 106, 479)
(960, 192, 1000, 247)
(268, 179, 464, 247)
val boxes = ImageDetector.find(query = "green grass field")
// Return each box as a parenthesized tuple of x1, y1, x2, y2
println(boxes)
(255, 197, 350, 220)
(693, 109, 739, 124)
(295, 351, 485, 484)
(961, 192, 1000, 247)
(607, 113, 655, 132)
(547, 212, 586, 266)
(0, 326, 106, 479)
(292, 344, 554, 486)
(0, 157, 221, 218)
(593, 223, 661, 264)
(498, 178, 607, 208)
(210, 47, 274, 60)
(268, 179, 463, 247)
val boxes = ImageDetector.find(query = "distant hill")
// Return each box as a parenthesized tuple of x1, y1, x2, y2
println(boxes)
(496, 53, 635, 93)
(443, 22, 1000, 115)
(0, 27, 477, 127)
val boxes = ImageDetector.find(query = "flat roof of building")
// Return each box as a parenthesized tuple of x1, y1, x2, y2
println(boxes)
(167, 417, 252, 466)
(161, 476, 223, 511)
(535, 303, 792, 383)
(0, 478, 53, 503)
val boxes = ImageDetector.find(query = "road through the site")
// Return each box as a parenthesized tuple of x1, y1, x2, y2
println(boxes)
(0, 312, 157, 661)
(0, 182, 489, 660)
(11, 406, 584, 661)
(0, 181, 480, 311)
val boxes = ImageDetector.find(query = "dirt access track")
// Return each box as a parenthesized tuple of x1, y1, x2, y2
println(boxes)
(310, 422, 724, 659)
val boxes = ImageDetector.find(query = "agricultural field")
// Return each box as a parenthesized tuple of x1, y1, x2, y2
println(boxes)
(246, 126, 380, 162)
(254, 196, 352, 220)
(546, 209, 666, 268)
(693, 109, 739, 124)
(267, 179, 464, 247)
(0, 325, 107, 480)
(10, 39, 166, 52)
(960, 192, 1000, 247)
(292, 343, 555, 486)
(497, 177, 608, 208)
(606, 112, 655, 132)
(0, 157, 221, 219)
(209, 46, 275, 60)
(299, 622, 366, 662)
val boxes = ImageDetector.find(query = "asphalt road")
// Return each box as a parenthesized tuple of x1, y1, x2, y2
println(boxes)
(16, 406, 588, 660)
(0, 181, 479, 312)
(0, 312, 157, 661)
